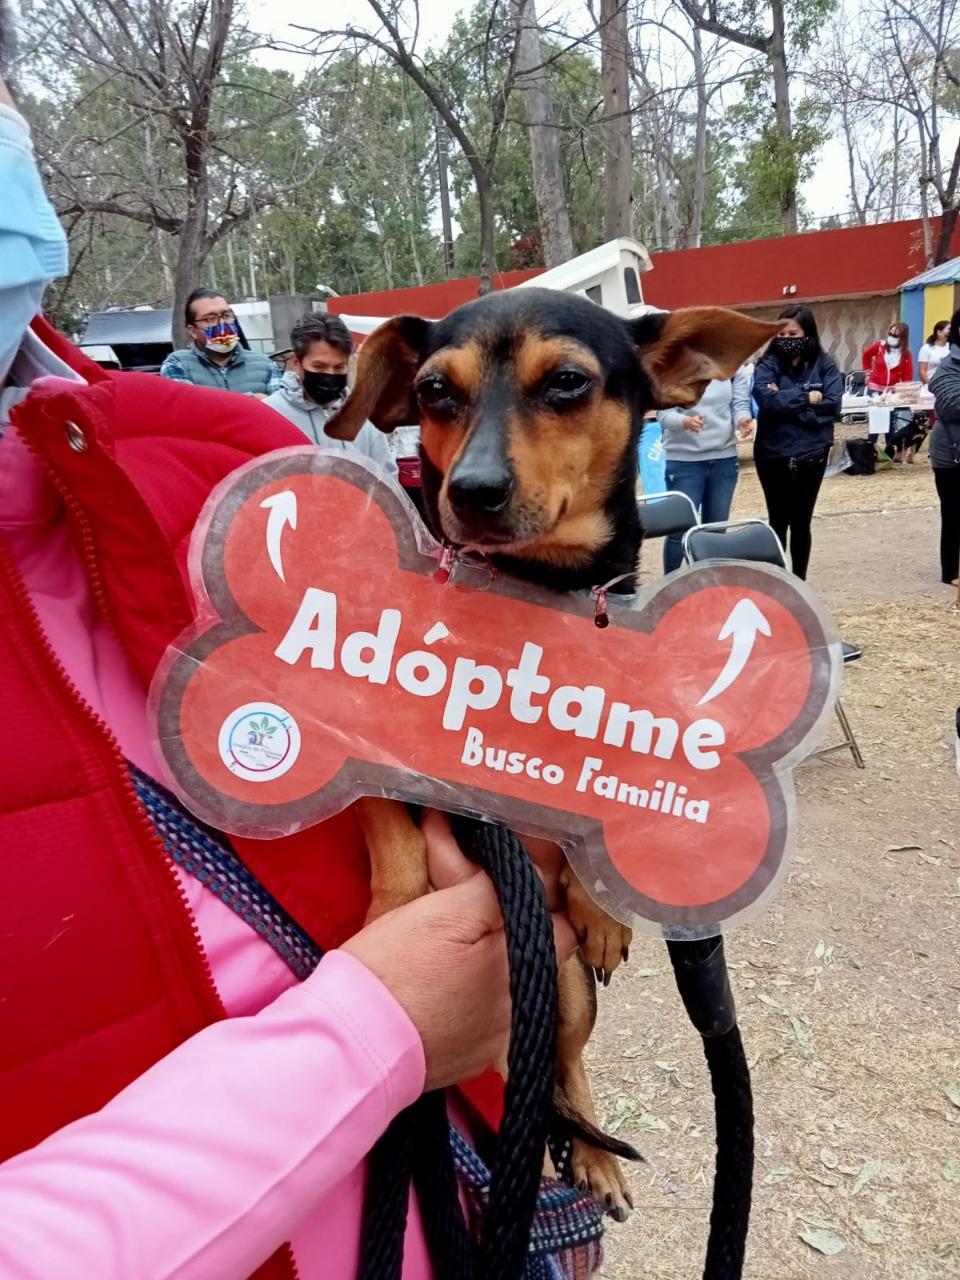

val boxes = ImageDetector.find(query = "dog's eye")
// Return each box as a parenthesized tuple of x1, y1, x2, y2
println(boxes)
(416, 375, 459, 415)
(543, 367, 594, 404)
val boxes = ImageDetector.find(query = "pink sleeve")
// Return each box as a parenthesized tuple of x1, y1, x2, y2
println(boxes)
(0, 951, 425, 1280)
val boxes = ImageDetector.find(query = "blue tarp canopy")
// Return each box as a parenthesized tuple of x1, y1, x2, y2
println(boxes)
(900, 257, 960, 291)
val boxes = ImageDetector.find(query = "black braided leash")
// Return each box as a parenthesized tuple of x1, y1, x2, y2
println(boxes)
(359, 814, 557, 1280)
(451, 815, 559, 1280)
(668, 936, 753, 1279)
(357, 1101, 417, 1279)
(359, 831, 753, 1280)
(409, 1091, 476, 1277)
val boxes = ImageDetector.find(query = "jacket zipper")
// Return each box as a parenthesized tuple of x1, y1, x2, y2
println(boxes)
(8, 425, 224, 1015)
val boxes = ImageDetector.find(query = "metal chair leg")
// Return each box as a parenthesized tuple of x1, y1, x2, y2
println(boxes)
(834, 698, 866, 769)
(806, 698, 866, 768)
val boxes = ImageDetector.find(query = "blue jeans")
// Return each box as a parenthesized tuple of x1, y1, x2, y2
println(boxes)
(663, 456, 740, 573)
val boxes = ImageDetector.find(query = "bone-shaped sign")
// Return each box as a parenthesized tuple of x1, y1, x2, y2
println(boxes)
(152, 449, 842, 939)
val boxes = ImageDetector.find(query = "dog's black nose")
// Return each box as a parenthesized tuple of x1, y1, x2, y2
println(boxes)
(447, 468, 514, 517)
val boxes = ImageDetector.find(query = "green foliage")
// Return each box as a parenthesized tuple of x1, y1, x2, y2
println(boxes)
(708, 79, 828, 243)
(441, 5, 605, 274)
(23, 0, 855, 319)
(211, 55, 446, 298)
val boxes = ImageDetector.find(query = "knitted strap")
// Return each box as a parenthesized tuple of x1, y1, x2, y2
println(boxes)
(131, 767, 599, 1278)
(129, 765, 319, 980)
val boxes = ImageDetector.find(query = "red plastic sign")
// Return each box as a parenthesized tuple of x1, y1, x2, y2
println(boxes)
(152, 450, 841, 938)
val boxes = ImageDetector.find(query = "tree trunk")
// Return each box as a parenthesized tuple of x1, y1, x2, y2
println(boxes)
(769, 0, 798, 236)
(919, 182, 933, 266)
(685, 23, 708, 248)
(477, 171, 495, 295)
(839, 97, 866, 224)
(226, 234, 241, 298)
(512, 0, 574, 266)
(600, 0, 632, 241)
(436, 116, 455, 277)
(655, 153, 682, 248)
(172, 195, 208, 347)
(889, 108, 901, 221)
(934, 204, 958, 265)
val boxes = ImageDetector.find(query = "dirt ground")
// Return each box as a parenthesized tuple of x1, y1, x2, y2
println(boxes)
(597, 452, 960, 1279)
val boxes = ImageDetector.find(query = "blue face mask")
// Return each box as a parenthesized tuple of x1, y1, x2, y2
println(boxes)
(0, 103, 69, 390)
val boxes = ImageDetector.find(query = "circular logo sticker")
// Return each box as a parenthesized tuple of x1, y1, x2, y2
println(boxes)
(218, 702, 301, 783)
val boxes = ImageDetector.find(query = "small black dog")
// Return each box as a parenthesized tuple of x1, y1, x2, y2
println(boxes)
(329, 287, 776, 1217)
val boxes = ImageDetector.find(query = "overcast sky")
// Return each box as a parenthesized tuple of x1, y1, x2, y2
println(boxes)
(251, 0, 849, 232)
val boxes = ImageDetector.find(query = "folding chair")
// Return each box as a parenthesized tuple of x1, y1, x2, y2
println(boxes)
(636, 490, 699, 570)
(682, 519, 865, 769)
(682, 518, 786, 569)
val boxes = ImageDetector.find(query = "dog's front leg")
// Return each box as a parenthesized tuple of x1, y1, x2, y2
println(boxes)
(557, 956, 635, 1220)
(520, 835, 632, 983)
(355, 796, 429, 923)
(560, 870, 632, 986)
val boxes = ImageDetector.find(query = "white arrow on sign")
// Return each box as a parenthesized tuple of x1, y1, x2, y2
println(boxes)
(697, 598, 772, 706)
(259, 491, 298, 582)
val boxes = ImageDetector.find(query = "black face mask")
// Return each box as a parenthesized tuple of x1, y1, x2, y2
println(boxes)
(302, 371, 348, 405)
(772, 335, 807, 360)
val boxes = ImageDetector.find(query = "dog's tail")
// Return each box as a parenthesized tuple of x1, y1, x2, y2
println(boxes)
(552, 1086, 643, 1162)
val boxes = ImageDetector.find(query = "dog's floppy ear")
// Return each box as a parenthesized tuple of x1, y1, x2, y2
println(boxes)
(325, 315, 434, 440)
(631, 308, 781, 409)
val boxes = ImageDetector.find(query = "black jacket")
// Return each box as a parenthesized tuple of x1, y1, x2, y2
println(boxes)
(930, 347, 960, 470)
(753, 348, 843, 461)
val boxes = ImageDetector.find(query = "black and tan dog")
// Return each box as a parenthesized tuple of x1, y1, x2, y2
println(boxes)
(329, 288, 777, 1219)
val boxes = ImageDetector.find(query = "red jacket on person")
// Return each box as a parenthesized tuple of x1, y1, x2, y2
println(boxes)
(1, 319, 504, 1279)
(863, 340, 914, 390)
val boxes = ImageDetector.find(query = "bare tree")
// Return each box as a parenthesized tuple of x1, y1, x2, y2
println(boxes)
(511, 0, 574, 265)
(600, 0, 633, 239)
(21, 0, 313, 340)
(292, 0, 521, 294)
(821, 0, 960, 263)
(810, 17, 918, 228)
(879, 0, 960, 263)
(627, 4, 742, 249)
(678, 0, 800, 234)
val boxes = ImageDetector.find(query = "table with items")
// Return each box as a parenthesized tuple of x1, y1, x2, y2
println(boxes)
(832, 382, 935, 473)
(840, 383, 934, 437)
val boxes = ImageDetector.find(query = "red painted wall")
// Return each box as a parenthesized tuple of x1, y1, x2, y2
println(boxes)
(328, 217, 960, 325)
(329, 268, 544, 323)
(643, 217, 959, 310)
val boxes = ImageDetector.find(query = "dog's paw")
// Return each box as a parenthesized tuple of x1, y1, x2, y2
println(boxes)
(561, 872, 632, 984)
(571, 1140, 634, 1222)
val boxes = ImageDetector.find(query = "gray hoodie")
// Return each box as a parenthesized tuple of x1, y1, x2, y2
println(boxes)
(265, 372, 398, 477)
(657, 367, 753, 462)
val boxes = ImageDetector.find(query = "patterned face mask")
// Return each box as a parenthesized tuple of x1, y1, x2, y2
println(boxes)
(772, 336, 806, 359)
(202, 322, 239, 354)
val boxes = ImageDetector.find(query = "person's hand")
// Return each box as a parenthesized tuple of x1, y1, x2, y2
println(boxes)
(808, 390, 823, 405)
(736, 416, 754, 439)
(682, 414, 704, 432)
(767, 382, 779, 392)
(0, 78, 14, 110)
(342, 812, 576, 1090)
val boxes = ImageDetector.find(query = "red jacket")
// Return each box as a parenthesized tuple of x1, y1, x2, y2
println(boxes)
(863, 340, 914, 389)
(1, 324, 376, 1280)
